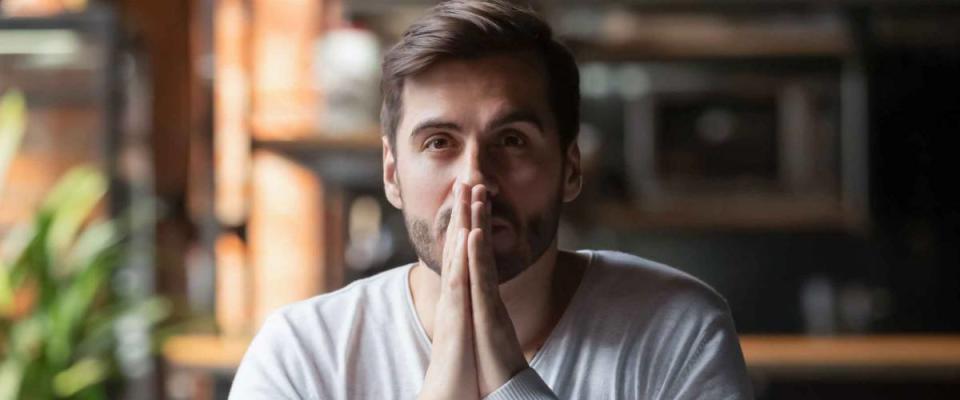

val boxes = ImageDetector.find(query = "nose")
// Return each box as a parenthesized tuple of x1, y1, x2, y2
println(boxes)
(458, 140, 499, 197)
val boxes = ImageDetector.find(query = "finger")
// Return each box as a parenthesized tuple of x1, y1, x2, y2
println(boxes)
(470, 187, 498, 287)
(452, 182, 471, 266)
(468, 218, 508, 352)
(440, 228, 473, 320)
(471, 184, 486, 230)
(468, 225, 498, 306)
(448, 182, 465, 235)
(439, 228, 470, 316)
(484, 196, 492, 233)
(447, 182, 470, 242)
(469, 184, 491, 281)
(471, 200, 486, 248)
(442, 183, 467, 276)
(457, 182, 471, 232)
(445, 228, 471, 310)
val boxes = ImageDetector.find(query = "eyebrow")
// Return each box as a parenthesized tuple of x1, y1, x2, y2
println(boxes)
(485, 109, 544, 135)
(407, 109, 545, 145)
(409, 119, 462, 144)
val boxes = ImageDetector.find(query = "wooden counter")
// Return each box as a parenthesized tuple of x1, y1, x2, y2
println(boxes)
(741, 335, 960, 379)
(164, 334, 960, 378)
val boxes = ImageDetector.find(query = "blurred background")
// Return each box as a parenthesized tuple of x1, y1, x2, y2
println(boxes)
(1, 0, 959, 398)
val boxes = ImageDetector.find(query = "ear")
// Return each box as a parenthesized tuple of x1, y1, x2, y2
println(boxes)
(562, 140, 582, 203)
(383, 136, 403, 209)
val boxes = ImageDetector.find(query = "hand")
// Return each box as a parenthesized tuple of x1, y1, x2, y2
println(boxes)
(419, 183, 529, 400)
(468, 185, 528, 397)
(418, 182, 479, 400)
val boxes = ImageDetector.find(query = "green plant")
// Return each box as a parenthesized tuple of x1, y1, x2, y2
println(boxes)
(0, 89, 170, 399)
(0, 89, 26, 198)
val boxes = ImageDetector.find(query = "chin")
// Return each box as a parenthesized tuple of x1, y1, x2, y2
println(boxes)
(493, 249, 532, 284)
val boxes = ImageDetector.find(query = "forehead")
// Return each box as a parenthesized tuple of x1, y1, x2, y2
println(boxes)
(398, 52, 551, 136)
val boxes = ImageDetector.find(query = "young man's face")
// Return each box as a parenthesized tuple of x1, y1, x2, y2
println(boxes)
(383, 52, 581, 283)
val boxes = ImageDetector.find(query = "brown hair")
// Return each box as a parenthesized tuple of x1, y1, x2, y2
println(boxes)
(380, 0, 580, 152)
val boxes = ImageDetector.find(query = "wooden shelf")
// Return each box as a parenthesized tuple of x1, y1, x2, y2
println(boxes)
(253, 133, 383, 154)
(566, 31, 850, 62)
(163, 334, 251, 372)
(251, 133, 384, 189)
(163, 334, 960, 378)
(593, 198, 857, 232)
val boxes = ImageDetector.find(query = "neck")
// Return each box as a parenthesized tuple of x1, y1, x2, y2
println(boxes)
(409, 242, 587, 360)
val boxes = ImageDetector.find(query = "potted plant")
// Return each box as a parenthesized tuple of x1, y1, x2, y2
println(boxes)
(0, 88, 170, 399)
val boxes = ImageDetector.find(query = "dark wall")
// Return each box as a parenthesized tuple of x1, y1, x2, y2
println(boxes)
(868, 43, 960, 332)
(575, 15, 960, 336)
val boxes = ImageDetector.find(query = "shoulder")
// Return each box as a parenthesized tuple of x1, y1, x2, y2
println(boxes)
(581, 249, 730, 317)
(230, 265, 413, 399)
(572, 251, 751, 397)
(565, 251, 751, 398)
(245, 265, 411, 365)
(266, 264, 412, 338)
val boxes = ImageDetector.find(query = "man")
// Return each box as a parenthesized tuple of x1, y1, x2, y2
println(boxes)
(230, 1, 752, 399)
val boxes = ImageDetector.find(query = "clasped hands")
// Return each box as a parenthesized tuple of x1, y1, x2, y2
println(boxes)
(418, 182, 528, 400)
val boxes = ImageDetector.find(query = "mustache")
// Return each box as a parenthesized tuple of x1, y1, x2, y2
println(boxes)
(437, 196, 519, 234)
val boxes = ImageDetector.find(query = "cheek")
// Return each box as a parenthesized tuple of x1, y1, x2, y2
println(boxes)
(398, 158, 454, 219)
(500, 153, 561, 189)
(499, 155, 563, 208)
(507, 163, 540, 184)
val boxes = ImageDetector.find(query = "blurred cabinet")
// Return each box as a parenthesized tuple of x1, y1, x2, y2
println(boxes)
(0, 6, 158, 399)
(202, 0, 388, 341)
(0, 9, 127, 231)
(0, 7, 154, 287)
(564, 11, 869, 232)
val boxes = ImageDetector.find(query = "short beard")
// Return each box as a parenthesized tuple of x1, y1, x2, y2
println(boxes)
(403, 186, 563, 285)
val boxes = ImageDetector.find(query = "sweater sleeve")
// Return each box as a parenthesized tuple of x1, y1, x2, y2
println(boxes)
(483, 367, 559, 400)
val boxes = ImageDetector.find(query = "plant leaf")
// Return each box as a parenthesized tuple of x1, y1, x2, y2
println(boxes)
(0, 261, 12, 316)
(0, 357, 24, 400)
(40, 166, 107, 279)
(63, 219, 120, 278)
(0, 88, 27, 201)
(46, 246, 119, 368)
(52, 357, 109, 397)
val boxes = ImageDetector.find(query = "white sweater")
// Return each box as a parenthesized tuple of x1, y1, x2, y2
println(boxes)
(229, 250, 753, 399)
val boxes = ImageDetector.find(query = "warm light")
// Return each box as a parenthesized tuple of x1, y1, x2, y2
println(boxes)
(215, 232, 249, 336)
(248, 150, 324, 326)
(214, 0, 250, 226)
(250, 0, 320, 139)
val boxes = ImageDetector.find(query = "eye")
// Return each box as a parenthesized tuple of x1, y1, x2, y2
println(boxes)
(424, 135, 454, 151)
(499, 132, 527, 148)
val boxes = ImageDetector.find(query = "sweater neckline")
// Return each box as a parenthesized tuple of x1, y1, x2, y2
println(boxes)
(401, 249, 598, 368)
